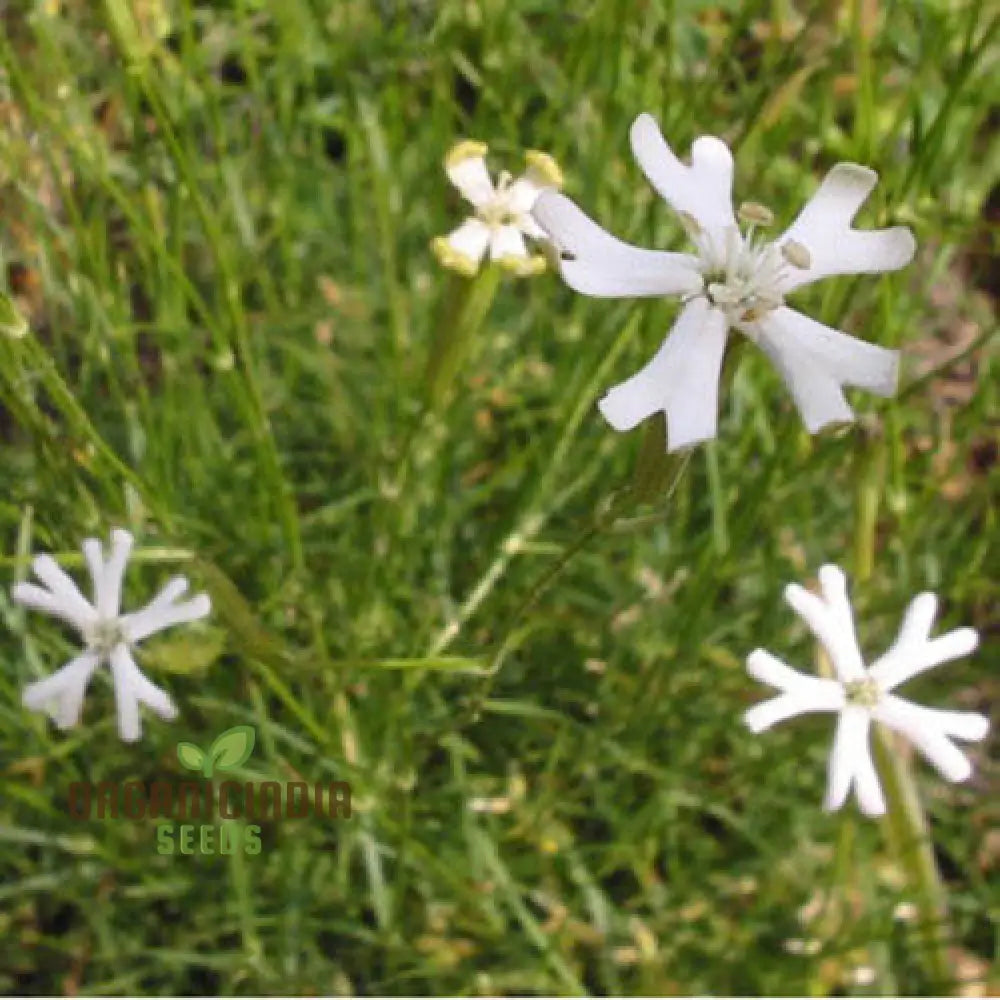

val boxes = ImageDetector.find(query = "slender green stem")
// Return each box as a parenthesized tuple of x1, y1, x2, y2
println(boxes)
(424, 266, 502, 409)
(631, 413, 676, 504)
(872, 728, 952, 991)
(852, 422, 953, 992)
(423, 310, 642, 657)
(391, 266, 501, 492)
(448, 453, 694, 734)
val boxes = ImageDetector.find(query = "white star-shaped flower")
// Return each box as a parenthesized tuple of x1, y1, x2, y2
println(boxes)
(432, 140, 563, 277)
(533, 113, 916, 451)
(14, 528, 211, 742)
(744, 565, 988, 817)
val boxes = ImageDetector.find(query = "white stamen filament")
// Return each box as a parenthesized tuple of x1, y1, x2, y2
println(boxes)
(83, 617, 128, 655)
(689, 213, 803, 323)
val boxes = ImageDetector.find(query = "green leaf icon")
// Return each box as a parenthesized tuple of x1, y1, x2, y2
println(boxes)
(177, 742, 206, 772)
(208, 725, 255, 774)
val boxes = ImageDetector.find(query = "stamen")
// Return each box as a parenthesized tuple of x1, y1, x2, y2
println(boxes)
(844, 678, 880, 709)
(84, 618, 127, 655)
(707, 282, 737, 304)
(738, 201, 774, 227)
(781, 239, 812, 270)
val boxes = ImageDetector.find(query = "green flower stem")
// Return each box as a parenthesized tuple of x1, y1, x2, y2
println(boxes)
(631, 413, 675, 504)
(424, 265, 502, 409)
(872, 727, 952, 990)
(423, 310, 644, 659)
(853, 421, 953, 992)
(389, 265, 502, 493)
(443, 453, 693, 737)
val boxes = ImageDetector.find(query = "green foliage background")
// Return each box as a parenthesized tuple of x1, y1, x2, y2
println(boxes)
(0, 0, 996, 995)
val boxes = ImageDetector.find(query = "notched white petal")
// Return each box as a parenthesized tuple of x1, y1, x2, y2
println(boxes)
(97, 528, 134, 619)
(876, 694, 989, 744)
(873, 695, 982, 783)
(762, 307, 898, 397)
(532, 191, 702, 298)
(824, 707, 871, 812)
(851, 740, 887, 816)
(22, 651, 101, 731)
(432, 218, 492, 276)
(109, 645, 176, 742)
(743, 681, 843, 734)
(490, 224, 528, 262)
(13, 581, 96, 632)
(597, 299, 728, 450)
(31, 555, 92, 612)
(750, 312, 857, 433)
(629, 114, 736, 235)
(123, 592, 211, 644)
(870, 623, 979, 689)
(784, 576, 868, 683)
(746, 650, 845, 708)
(444, 140, 494, 207)
(778, 163, 916, 292)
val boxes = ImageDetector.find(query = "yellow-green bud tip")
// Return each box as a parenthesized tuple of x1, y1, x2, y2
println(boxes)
(444, 139, 489, 171)
(524, 150, 563, 189)
(431, 236, 479, 277)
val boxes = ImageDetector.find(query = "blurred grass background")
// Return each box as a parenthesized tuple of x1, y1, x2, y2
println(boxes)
(0, 0, 997, 994)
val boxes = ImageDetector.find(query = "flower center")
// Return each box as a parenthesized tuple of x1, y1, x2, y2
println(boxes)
(844, 677, 881, 709)
(84, 617, 127, 655)
(681, 202, 811, 324)
(479, 171, 519, 229)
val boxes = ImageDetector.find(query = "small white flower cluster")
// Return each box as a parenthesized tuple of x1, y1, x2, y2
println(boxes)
(15, 529, 210, 742)
(420, 117, 985, 816)
(433, 141, 563, 277)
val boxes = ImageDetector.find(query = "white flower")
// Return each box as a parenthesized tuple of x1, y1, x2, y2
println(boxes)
(14, 528, 211, 742)
(433, 140, 563, 277)
(744, 565, 988, 817)
(533, 114, 916, 451)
